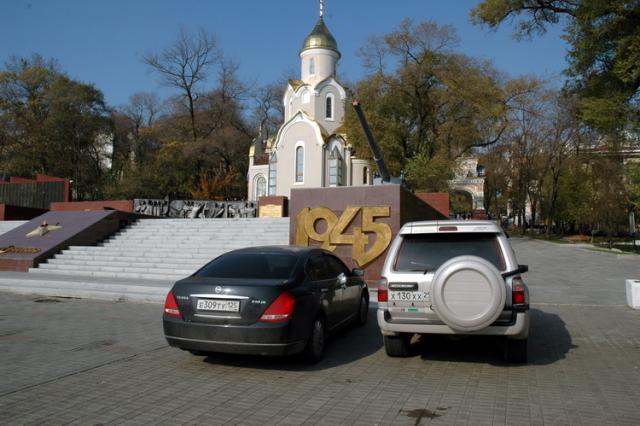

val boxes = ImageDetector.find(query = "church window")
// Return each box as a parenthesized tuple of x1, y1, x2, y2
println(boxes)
(254, 175, 266, 200)
(301, 89, 310, 104)
(295, 144, 304, 183)
(268, 154, 277, 195)
(328, 146, 343, 186)
(325, 94, 334, 120)
(309, 58, 315, 76)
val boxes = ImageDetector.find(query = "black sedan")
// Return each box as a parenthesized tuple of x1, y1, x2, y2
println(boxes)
(163, 246, 369, 362)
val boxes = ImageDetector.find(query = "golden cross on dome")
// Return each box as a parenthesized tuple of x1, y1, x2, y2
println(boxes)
(320, 0, 324, 17)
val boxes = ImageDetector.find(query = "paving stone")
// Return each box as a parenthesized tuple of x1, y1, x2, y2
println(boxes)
(0, 239, 639, 425)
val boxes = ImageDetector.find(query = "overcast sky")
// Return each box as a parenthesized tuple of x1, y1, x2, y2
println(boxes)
(1, 0, 569, 107)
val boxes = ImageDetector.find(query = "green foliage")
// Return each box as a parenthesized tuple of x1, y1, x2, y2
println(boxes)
(0, 54, 112, 199)
(404, 150, 454, 192)
(471, 0, 640, 132)
(342, 19, 509, 191)
(624, 160, 640, 214)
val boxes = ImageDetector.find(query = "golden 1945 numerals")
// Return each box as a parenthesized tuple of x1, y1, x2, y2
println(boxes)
(295, 206, 392, 267)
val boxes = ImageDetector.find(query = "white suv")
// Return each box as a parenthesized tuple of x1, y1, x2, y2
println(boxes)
(377, 220, 530, 363)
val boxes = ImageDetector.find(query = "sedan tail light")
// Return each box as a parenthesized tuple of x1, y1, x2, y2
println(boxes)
(260, 292, 295, 323)
(377, 277, 388, 302)
(164, 291, 182, 318)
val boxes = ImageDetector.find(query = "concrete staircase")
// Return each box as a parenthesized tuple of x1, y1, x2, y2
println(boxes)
(29, 218, 291, 281)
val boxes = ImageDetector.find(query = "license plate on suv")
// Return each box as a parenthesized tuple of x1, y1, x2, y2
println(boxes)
(196, 299, 240, 312)
(389, 291, 430, 302)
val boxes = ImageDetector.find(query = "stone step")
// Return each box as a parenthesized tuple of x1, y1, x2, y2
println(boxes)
(50, 257, 207, 267)
(55, 253, 214, 263)
(47, 258, 207, 270)
(109, 230, 288, 237)
(29, 267, 186, 281)
(99, 241, 288, 248)
(61, 249, 219, 259)
(28, 217, 291, 282)
(36, 263, 195, 275)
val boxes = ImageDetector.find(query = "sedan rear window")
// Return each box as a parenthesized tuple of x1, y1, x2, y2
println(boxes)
(394, 232, 505, 272)
(196, 253, 300, 279)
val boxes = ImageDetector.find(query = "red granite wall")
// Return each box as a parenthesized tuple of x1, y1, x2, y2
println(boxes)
(50, 200, 134, 212)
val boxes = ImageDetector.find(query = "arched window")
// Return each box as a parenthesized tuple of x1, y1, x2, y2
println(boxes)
(295, 144, 304, 183)
(325, 94, 334, 120)
(329, 146, 343, 186)
(309, 58, 316, 76)
(254, 175, 266, 200)
(268, 154, 277, 195)
(301, 89, 310, 104)
(363, 167, 369, 185)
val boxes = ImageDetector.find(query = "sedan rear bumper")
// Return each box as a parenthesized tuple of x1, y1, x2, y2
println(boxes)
(163, 316, 307, 356)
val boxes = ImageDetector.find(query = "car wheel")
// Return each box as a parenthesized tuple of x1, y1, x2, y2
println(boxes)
(383, 334, 411, 357)
(355, 293, 369, 327)
(302, 316, 325, 363)
(505, 338, 528, 363)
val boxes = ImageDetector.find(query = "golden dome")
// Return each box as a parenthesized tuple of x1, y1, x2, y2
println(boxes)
(301, 18, 340, 57)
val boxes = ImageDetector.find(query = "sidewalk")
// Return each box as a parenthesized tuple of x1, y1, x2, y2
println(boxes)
(0, 271, 172, 303)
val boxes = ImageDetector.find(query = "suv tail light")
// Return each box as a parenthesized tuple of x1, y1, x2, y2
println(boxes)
(512, 277, 527, 306)
(260, 292, 295, 323)
(377, 277, 388, 302)
(164, 291, 181, 318)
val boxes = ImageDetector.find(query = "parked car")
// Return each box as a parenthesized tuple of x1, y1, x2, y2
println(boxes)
(377, 220, 530, 363)
(163, 246, 369, 362)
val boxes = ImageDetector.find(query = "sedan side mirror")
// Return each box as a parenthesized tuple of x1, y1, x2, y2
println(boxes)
(338, 272, 348, 285)
(351, 268, 365, 277)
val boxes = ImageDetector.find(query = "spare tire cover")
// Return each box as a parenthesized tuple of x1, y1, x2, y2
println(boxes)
(431, 255, 506, 332)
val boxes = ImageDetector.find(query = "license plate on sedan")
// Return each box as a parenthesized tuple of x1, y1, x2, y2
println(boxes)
(196, 299, 240, 312)
(389, 291, 430, 302)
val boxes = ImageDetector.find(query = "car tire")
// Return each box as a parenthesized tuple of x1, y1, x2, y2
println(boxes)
(505, 338, 528, 363)
(355, 293, 369, 327)
(383, 334, 411, 357)
(431, 255, 506, 332)
(302, 316, 325, 363)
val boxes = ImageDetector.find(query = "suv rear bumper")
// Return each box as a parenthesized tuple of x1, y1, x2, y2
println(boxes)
(377, 310, 529, 339)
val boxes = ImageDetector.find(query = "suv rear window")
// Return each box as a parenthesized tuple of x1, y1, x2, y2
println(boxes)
(394, 232, 505, 272)
(196, 253, 299, 279)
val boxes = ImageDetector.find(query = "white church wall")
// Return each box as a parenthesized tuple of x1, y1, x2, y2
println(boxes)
(274, 119, 325, 197)
(247, 164, 268, 202)
(300, 48, 339, 84)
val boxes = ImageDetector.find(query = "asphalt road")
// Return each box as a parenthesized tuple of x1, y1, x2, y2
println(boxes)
(0, 238, 639, 425)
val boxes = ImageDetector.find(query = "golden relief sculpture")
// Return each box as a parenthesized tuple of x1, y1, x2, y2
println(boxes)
(295, 206, 392, 268)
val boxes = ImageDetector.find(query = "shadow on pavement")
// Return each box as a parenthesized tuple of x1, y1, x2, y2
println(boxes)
(200, 306, 382, 371)
(414, 308, 576, 366)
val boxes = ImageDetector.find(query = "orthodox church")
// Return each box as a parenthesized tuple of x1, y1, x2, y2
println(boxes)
(247, 3, 372, 201)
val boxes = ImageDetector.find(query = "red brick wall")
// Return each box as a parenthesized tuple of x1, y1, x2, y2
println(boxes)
(8, 177, 35, 183)
(0, 203, 49, 220)
(415, 192, 449, 218)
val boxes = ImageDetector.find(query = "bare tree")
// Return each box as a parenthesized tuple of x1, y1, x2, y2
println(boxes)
(251, 83, 284, 141)
(144, 29, 220, 142)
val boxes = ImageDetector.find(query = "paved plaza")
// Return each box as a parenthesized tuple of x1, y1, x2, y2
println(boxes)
(0, 238, 639, 425)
